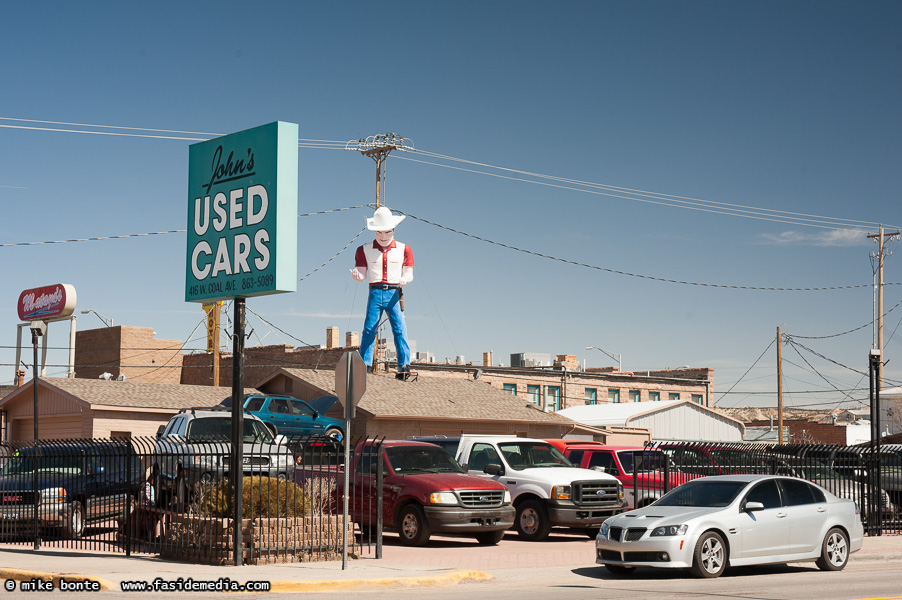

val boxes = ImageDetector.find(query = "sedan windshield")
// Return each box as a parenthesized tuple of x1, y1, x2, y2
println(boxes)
(385, 446, 464, 474)
(655, 480, 747, 507)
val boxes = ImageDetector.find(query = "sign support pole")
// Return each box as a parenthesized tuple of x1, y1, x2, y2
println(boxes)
(342, 352, 352, 570)
(31, 323, 42, 551)
(231, 298, 246, 566)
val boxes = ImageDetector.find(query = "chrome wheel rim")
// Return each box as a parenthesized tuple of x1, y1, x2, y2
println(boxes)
(700, 537, 724, 574)
(401, 513, 419, 539)
(72, 508, 84, 536)
(827, 532, 847, 567)
(520, 507, 539, 535)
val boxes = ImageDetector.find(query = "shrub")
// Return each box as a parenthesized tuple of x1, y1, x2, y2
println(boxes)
(195, 476, 311, 519)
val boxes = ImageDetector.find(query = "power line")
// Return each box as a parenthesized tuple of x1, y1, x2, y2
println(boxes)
(4, 116, 896, 231)
(400, 150, 898, 231)
(715, 338, 775, 406)
(398, 209, 884, 292)
(787, 296, 902, 339)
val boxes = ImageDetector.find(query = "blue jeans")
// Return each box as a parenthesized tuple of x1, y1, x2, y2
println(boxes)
(359, 286, 410, 367)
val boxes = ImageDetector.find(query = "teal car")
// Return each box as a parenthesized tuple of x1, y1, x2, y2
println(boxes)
(219, 395, 344, 441)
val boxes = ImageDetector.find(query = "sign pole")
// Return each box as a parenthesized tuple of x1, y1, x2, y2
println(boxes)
(342, 351, 352, 570)
(31, 322, 44, 551)
(231, 298, 245, 566)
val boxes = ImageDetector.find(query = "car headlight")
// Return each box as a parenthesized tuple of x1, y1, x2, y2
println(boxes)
(551, 485, 571, 500)
(429, 491, 459, 505)
(651, 524, 688, 537)
(503, 490, 512, 504)
(617, 482, 623, 499)
(39, 487, 67, 504)
(600, 520, 610, 537)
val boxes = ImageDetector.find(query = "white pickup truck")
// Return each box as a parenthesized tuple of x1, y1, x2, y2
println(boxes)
(455, 435, 625, 541)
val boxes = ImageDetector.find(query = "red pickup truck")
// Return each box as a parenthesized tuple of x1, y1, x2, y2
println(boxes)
(562, 445, 694, 509)
(299, 440, 515, 546)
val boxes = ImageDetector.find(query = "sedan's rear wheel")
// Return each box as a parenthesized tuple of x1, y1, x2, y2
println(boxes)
(689, 531, 727, 578)
(815, 527, 849, 571)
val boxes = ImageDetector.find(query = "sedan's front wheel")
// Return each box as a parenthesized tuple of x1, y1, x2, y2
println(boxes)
(815, 527, 849, 571)
(689, 531, 727, 578)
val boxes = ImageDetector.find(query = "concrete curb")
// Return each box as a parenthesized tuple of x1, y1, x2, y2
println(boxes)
(266, 570, 493, 593)
(0, 567, 115, 592)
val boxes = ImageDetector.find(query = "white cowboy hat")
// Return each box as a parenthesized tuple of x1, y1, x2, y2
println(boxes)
(366, 206, 406, 231)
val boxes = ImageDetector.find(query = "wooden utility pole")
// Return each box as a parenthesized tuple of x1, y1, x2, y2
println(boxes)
(777, 326, 784, 444)
(868, 227, 900, 391)
(351, 133, 412, 373)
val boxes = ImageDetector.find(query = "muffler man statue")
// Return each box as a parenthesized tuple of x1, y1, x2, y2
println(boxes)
(350, 206, 414, 372)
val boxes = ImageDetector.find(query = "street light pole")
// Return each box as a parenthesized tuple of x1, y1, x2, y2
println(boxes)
(585, 346, 621, 372)
(80, 309, 114, 327)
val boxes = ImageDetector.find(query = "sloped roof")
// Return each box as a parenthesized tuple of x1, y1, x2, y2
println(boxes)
(0, 378, 261, 411)
(557, 400, 745, 429)
(269, 368, 572, 424)
(557, 400, 684, 426)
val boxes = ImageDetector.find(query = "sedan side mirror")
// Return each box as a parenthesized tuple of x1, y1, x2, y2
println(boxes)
(484, 463, 504, 476)
(745, 501, 764, 512)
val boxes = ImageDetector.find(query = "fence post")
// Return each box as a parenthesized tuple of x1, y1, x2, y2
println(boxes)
(376, 439, 383, 559)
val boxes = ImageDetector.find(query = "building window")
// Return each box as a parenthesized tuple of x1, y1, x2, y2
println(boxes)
(546, 386, 561, 411)
(628, 390, 640, 403)
(692, 394, 704, 405)
(503, 383, 517, 395)
(669, 393, 680, 401)
(584, 388, 597, 405)
(608, 389, 620, 404)
(649, 391, 660, 402)
(527, 385, 541, 407)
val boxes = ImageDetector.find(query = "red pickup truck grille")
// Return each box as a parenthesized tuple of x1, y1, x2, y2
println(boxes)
(458, 490, 505, 508)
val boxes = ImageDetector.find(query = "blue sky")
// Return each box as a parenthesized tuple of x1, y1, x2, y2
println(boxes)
(1, 1, 900, 411)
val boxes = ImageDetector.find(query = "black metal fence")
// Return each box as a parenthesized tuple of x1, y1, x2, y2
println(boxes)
(0, 435, 385, 564)
(631, 442, 902, 535)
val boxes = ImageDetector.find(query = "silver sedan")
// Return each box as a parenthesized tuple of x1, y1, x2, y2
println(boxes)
(596, 474, 864, 578)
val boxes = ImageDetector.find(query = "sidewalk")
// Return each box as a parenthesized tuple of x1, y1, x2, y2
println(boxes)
(1, 533, 899, 593)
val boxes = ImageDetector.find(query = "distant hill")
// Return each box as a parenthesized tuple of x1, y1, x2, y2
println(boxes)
(715, 406, 850, 425)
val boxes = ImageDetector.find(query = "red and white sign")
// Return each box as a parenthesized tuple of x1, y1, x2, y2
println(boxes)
(17, 283, 77, 322)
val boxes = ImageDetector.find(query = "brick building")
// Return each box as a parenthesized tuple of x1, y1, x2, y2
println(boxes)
(745, 418, 849, 445)
(75, 326, 183, 384)
(404, 364, 714, 412)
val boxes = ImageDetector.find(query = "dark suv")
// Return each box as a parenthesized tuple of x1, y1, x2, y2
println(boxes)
(0, 441, 143, 539)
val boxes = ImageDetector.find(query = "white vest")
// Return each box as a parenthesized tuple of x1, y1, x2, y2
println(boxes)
(362, 242, 408, 285)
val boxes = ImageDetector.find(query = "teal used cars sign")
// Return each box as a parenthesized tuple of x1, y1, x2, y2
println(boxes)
(186, 121, 298, 303)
